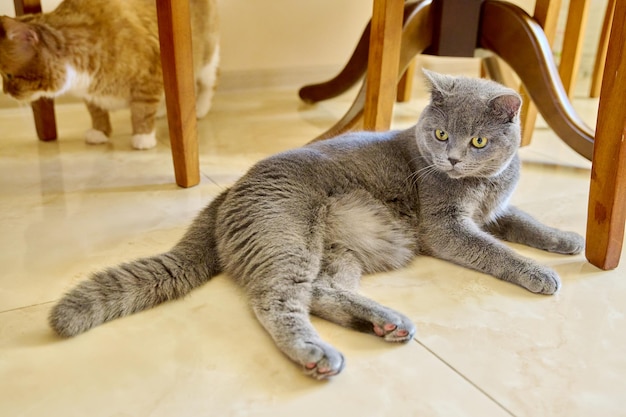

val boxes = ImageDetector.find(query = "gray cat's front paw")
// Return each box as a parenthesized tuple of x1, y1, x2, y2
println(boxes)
(551, 231, 585, 255)
(517, 264, 561, 295)
(301, 341, 345, 380)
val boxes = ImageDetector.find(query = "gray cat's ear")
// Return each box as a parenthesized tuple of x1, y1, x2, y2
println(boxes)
(489, 93, 522, 122)
(422, 69, 454, 106)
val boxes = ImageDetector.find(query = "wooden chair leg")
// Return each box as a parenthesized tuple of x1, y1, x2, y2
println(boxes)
(559, 0, 591, 97)
(13, 0, 57, 141)
(590, 0, 615, 98)
(585, 0, 626, 270)
(363, 0, 404, 131)
(30, 98, 57, 141)
(155, 0, 200, 188)
(519, 0, 561, 147)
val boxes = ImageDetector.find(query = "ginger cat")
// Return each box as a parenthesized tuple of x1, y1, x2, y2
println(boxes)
(0, 0, 219, 149)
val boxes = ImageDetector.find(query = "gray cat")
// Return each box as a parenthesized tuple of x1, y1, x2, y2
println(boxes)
(49, 70, 584, 379)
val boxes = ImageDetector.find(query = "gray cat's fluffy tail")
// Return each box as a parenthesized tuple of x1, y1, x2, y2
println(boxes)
(49, 191, 227, 338)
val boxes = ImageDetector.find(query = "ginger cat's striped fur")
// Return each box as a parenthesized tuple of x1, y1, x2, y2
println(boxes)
(0, 0, 219, 149)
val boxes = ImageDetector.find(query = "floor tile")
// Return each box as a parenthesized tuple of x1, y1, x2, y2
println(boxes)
(1, 80, 624, 417)
(0, 277, 511, 417)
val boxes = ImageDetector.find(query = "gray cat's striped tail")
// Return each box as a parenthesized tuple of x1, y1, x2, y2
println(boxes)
(49, 191, 228, 338)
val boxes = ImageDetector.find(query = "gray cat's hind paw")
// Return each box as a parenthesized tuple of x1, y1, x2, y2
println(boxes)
(373, 322, 416, 342)
(371, 312, 416, 343)
(301, 341, 345, 380)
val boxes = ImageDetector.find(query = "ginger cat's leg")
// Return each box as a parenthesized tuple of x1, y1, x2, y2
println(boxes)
(84, 101, 112, 145)
(129, 99, 159, 150)
(195, 45, 220, 118)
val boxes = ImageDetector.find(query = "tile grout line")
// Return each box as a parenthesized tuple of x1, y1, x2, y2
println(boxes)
(0, 300, 56, 315)
(413, 338, 517, 417)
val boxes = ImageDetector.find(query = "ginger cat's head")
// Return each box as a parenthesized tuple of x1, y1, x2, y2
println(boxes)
(0, 15, 67, 102)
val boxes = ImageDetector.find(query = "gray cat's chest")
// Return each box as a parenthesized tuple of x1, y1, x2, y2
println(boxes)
(457, 181, 512, 225)
(416, 161, 518, 228)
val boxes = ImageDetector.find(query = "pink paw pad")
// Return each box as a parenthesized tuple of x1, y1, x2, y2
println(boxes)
(373, 322, 414, 342)
(373, 323, 398, 336)
(305, 362, 332, 374)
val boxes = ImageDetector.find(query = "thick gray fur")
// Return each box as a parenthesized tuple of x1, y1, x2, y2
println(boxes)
(49, 70, 584, 379)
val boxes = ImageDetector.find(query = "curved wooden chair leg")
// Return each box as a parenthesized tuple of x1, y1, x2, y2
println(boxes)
(519, 0, 561, 148)
(308, 83, 368, 142)
(396, 59, 417, 102)
(479, 1, 594, 160)
(309, 0, 434, 142)
(299, 1, 424, 104)
(298, 22, 370, 104)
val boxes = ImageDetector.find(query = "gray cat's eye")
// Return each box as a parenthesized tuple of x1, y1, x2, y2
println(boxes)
(471, 136, 488, 148)
(434, 129, 448, 141)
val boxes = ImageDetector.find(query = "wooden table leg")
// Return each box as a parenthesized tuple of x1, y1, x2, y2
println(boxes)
(156, 0, 200, 188)
(13, 0, 57, 141)
(479, 1, 594, 160)
(363, 0, 404, 131)
(299, 1, 425, 106)
(308, 0, 434, 142)
(298, 23, 371, 104)
(585, 0, 626, 270)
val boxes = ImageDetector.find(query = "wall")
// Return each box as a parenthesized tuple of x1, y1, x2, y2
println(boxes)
(0, 0, 373, 90)
(0, 0, 612, 92)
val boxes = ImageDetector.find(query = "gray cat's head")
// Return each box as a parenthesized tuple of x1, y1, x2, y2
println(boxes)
(415, 69, 522, 179)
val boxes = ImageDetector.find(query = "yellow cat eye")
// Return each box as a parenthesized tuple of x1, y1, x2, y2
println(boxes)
(471, 136, 488, 148)
(434, 129, 449, 141)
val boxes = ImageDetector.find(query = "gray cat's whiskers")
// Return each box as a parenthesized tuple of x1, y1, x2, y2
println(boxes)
(414, 165, 438, 183)
(405, 162, 436, 187)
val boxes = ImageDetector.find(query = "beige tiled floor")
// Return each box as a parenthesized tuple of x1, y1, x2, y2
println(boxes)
(1, 78, 625, 417)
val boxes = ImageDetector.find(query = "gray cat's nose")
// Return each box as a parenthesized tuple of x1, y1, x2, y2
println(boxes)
(448, 157, 460, 166)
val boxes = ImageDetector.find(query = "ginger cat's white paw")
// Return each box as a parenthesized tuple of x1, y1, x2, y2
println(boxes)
(131, 132, 157, 150)
(84, 129, 109, 144)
